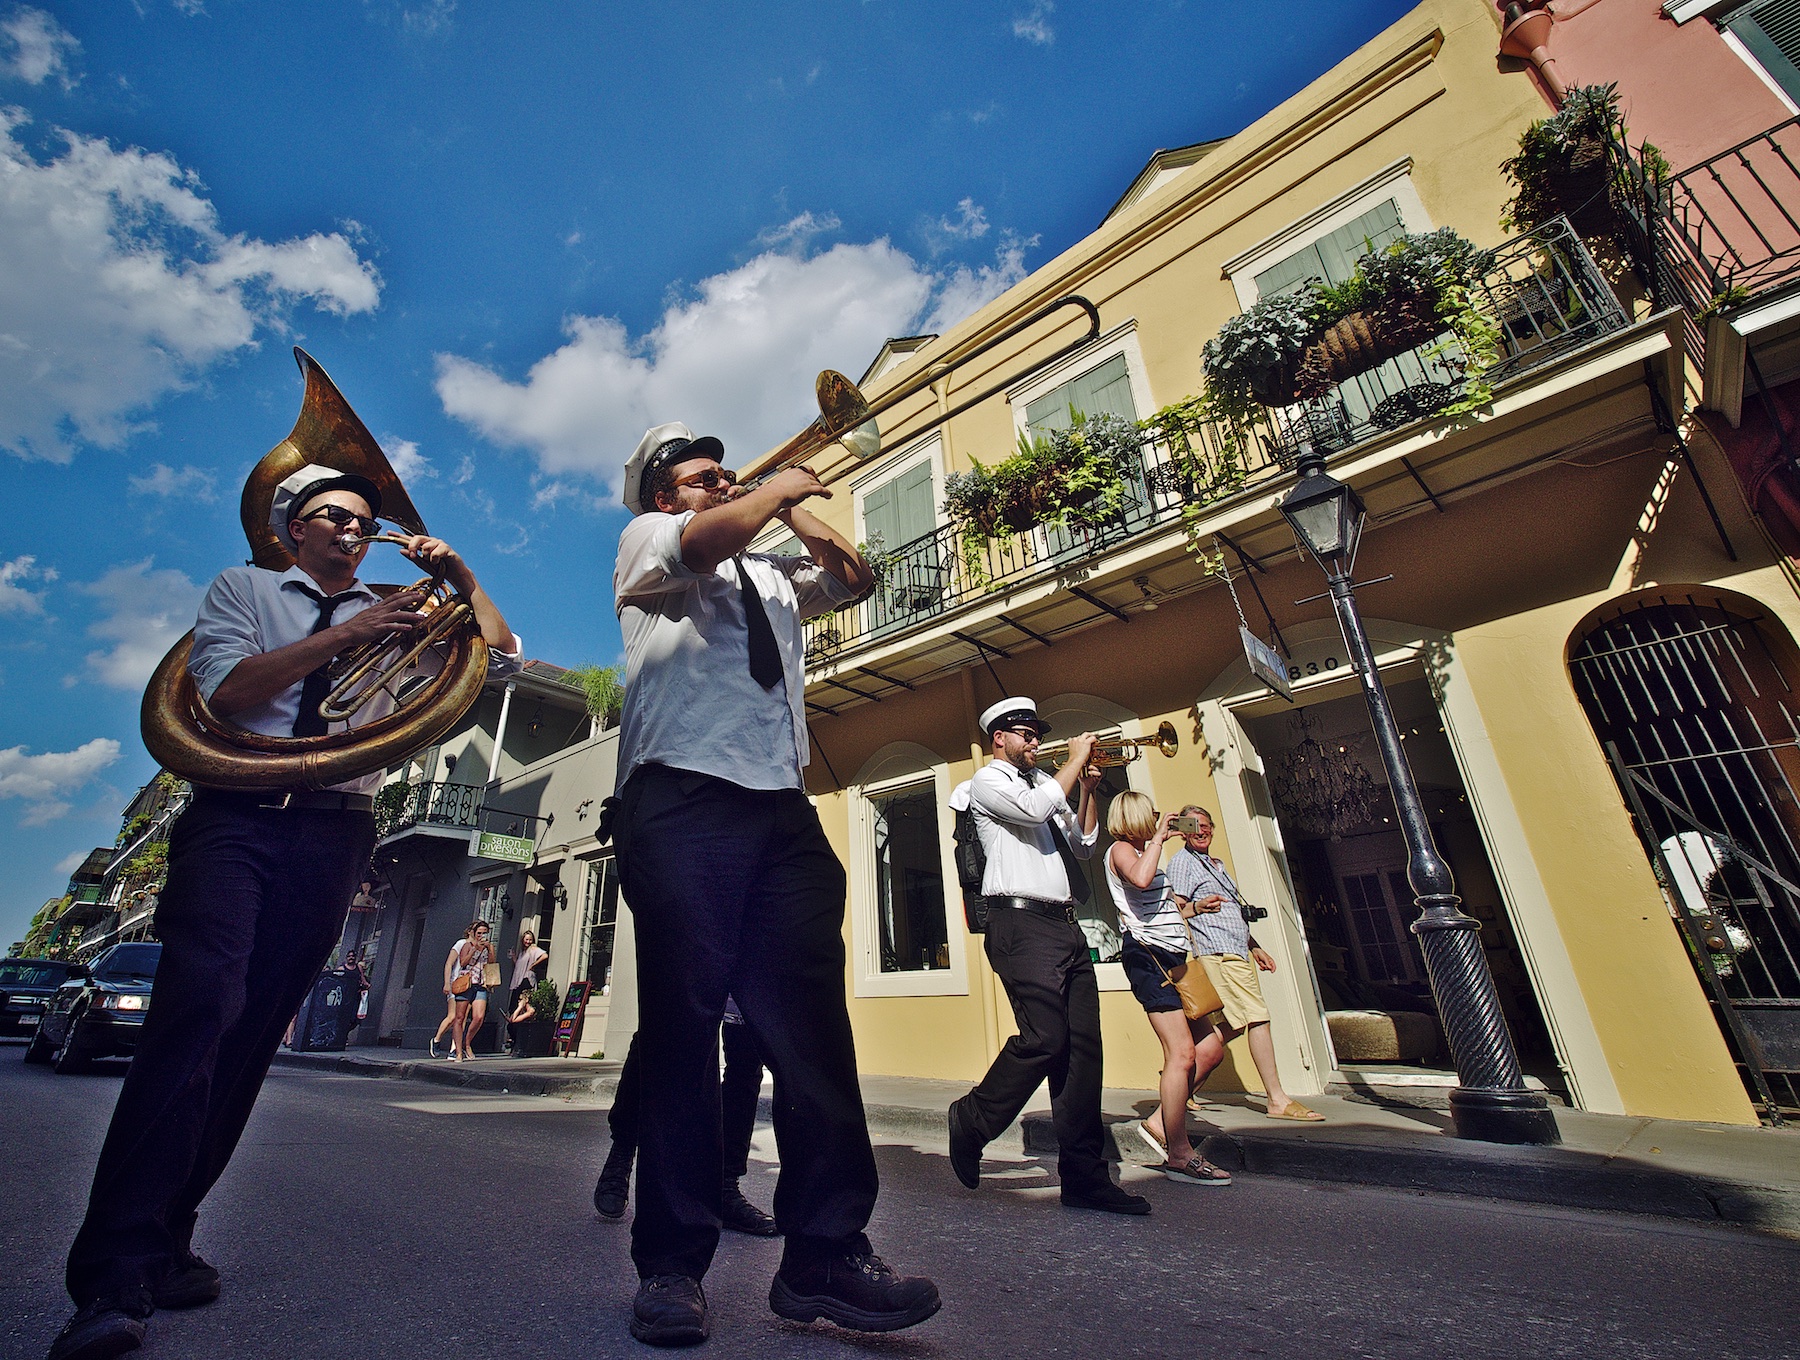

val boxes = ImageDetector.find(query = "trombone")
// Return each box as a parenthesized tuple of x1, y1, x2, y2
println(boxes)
(745, 294, 1101, 489)
(1037, 722, 1180, 771)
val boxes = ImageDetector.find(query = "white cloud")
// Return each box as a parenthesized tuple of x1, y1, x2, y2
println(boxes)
(754, 210, 841, 253)
(0, 737, 121, 826)
(453, 453, 475, 485)
(54, 847, 89, 875)
(435, 221, 1038, 495)
(0, 554, 56, 615)
(380, 434, 435, 483)
(923, 197, 991, 255)
(402, 0, 456, 35)
(78, 559, 203, 689)
(922, 229, 1037, 334)
(1, 7, 80, 87)
(1013, 1, 1054, 45)
(128, 462, 218, 501)
(0, 110, 381, 463)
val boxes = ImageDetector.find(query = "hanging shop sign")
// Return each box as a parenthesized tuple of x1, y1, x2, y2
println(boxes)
(1240, 626, 1295, 702)
(471, 830, 534, 864)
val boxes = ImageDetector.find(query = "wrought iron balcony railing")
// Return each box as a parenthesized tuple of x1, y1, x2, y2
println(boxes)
(803, 216, 1628, 668)
(376, 780, 485, 840)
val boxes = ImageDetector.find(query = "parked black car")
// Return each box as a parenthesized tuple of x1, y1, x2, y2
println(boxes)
(24, 942, 161, 1074)
(0, 957, 84, 1038)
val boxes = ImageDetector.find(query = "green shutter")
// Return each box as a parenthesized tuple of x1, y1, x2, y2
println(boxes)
(1024, 353, 1138, 435)
(1253, 199, 1404, 298)
(763, 532, 803, 556)
(1724, 0, 1800, 104)
(861, 477, 901, 554)
(890, 461, 936, 547)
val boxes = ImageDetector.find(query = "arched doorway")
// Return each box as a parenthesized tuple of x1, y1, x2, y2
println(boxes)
(1569, 591, 1800, 1122)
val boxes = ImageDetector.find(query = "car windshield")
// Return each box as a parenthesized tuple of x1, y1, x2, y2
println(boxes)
(94, 944, 161, 982)
(0, 960, 78, 989)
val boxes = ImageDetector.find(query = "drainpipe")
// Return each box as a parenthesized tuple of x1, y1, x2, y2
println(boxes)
(487, 681, 516, 785)
(1497, 1, 1567, 106)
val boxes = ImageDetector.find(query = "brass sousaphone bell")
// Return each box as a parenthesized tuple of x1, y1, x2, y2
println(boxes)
(140, 348, 490, 791)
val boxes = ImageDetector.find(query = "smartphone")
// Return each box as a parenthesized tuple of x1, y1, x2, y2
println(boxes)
(1172, 813, 1208, 835)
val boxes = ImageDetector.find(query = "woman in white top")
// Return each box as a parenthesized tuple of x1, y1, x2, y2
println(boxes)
(450, 921, 494, 1061)
(430, 930, 469, 1059)
(508, 929, 548, 1009)
(1105, 792, 1231, 1186)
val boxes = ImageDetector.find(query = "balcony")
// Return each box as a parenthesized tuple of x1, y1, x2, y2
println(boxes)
(802, 216, 1630, 685)
(376, 780, 485, 842)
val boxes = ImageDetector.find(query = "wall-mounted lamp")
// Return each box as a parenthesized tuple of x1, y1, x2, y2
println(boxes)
(528, 699, 544, 737)
(1135, 576, 1160, 611)
(553, 882, 569, 911)
(498, 887, 513, 920)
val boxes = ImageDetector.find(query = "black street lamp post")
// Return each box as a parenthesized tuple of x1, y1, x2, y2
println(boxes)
(1279, 448, 1560, 1145)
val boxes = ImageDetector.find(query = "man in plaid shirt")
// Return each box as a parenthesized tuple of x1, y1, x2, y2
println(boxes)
(1167, 805, 1323, 1121)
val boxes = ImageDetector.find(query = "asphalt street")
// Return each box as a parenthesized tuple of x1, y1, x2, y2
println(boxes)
(2, 1045, 1796, 1360)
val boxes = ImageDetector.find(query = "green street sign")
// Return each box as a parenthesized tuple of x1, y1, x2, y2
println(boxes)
(472, 831, 534, 864)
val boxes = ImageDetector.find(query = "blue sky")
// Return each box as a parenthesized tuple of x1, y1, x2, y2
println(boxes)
(0, 0, 1417, 946)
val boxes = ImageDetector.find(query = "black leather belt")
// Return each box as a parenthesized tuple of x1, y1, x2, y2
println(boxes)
(987, 895, 1077, 923)
(194, 789, 375, 813)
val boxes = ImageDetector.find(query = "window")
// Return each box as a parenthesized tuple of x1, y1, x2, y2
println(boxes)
(870, 783, 950, 974)
(475, 881, 507, 930)
(1722, 1, 1800, 107)
(1023, 352, 1140, 433)
(1251, 198, 1457, 426)
(576, 858, 620, 993)
(861, 460, 942, 633)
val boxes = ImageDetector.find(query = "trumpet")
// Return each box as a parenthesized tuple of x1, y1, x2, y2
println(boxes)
(337, 530, 416, 555)
(1037, 722, 1180, 770)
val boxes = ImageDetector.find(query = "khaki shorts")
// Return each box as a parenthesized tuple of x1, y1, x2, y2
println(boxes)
(1197, 953, 1270, 1031)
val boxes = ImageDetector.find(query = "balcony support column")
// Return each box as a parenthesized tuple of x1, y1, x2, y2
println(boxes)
(488, 681, 516, 785)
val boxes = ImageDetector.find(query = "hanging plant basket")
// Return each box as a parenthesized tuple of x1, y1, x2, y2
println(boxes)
(1247, 361, 1304, 408)
(1546, 137, 1615, 235)
(1295, 296, 1444, 396)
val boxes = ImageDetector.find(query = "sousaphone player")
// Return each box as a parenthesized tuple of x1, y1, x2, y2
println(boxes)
(48, 352, 522, 1360)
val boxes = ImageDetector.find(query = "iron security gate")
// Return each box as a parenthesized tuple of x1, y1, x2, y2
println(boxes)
(1569, 598, 1800, 1123)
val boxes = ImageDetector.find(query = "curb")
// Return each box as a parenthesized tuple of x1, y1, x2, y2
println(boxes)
(273, 1051, 1798, 1235)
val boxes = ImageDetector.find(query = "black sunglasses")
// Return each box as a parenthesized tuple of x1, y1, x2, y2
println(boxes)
(298, 505, 379, 530)
(670, 467, 738, 491)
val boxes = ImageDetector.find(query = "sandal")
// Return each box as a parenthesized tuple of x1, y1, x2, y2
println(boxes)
(1161, 1155, 1232, 1186)
(1135, 1122, 1166, 1161)
(1267, 1101, 1324, 1121)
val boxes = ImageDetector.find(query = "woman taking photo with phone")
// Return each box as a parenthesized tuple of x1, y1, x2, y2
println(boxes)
(1105, 792, 1232, 1186)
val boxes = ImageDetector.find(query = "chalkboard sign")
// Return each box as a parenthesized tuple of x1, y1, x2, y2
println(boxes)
(555, 980, 592, 1057)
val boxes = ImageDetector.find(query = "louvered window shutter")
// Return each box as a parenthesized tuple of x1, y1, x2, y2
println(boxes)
(1723, 0, 1800, 105)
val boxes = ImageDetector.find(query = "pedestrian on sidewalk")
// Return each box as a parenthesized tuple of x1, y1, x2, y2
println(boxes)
(947, 697, 1150, 1216)
(594, 999, 777, 1237)
(507, 929, 547, 1014)
(607, 424, 938, 1346)
(449, 922, 493, 1061)
(1167, 806, 1323, 1123)
(1105, 793, 1233, 1186)
(429, 928, 470, 1059)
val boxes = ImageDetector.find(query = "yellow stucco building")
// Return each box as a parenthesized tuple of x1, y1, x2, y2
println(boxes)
(726, 0, 1797, 1127)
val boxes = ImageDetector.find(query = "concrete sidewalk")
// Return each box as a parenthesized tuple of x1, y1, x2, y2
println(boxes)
(272, 1046, 1800, 1234)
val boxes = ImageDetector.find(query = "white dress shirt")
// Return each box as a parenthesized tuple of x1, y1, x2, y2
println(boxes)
(967, 758, 1098, 902)
(188, 564, 524, 795)
(613, 510, 856, 792)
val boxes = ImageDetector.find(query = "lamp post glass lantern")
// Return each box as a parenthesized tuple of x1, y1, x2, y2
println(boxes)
(1278, 451, 1559, 1145)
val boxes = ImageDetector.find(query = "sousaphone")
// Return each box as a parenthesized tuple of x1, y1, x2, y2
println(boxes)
(140, 348, 490, 791)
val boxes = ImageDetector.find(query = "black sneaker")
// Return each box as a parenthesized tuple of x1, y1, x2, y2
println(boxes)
(152, 1252, 220, 1309)
(1061, 1180, 1152, 1215)
(594, 1147, 633, 1220)
(47, 1288, 152, 1360)
(946, 1098, 983, 1190)
(769, 1249, 941, 1333)
(720, 1181, 778, 1237)
(630, 1275, 708, 1347)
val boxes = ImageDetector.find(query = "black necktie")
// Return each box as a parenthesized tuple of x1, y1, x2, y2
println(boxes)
(735, 557, 783, 690)
(1028, 768, 1092, 905)
(291, 584, 361, 737)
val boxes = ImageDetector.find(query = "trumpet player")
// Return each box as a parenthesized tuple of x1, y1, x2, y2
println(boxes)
(947, 698, 1152, 1215)
(50, 464, 519, 1360)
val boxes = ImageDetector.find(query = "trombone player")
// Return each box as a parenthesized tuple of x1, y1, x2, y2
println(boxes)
(49, 463, 519, 1360)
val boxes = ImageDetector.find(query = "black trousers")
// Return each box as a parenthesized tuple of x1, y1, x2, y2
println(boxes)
(616, 764, 878, 1280)
(65, 794, 374, 1305)
(961, 907, 1108, 1189)
(607, 1020, 765, 1181)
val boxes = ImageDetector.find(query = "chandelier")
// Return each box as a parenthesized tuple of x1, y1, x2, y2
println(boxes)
(1268, 712, 1386, 840)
